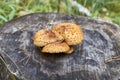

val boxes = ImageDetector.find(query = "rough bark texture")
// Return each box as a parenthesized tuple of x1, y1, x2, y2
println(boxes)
(0, 13, 120, 80)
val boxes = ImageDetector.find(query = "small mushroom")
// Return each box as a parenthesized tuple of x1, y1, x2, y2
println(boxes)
(52, 23, 84, 45)
(65, 47, 74, 54)
(42, 42, 70, 53)
(34, 29, 64, 47)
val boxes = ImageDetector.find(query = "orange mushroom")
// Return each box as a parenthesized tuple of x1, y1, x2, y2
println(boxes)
(33, 23, 84, 54)
(52, 23, 84, 45)
(42, 42, 70, 53)
(34, 29, 64, 47)
(65, 47, 74, 54)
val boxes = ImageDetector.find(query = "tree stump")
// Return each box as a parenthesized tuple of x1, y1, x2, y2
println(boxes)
(0, 13, 120, 80)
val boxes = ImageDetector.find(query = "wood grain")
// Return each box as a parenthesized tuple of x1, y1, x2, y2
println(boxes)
(0, 13, 120, 80)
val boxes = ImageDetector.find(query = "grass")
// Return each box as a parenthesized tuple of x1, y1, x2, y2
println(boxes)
(0, 0, 120, 26)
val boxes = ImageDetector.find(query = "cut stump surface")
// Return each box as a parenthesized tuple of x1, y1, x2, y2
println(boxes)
(0, 13, 120, 80)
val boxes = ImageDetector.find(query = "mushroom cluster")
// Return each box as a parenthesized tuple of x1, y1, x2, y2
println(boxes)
(33, 23, 84, 54)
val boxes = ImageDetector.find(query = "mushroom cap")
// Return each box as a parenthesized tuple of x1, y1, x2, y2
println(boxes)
(65, 47, 74, 54)
(52, 23, 84, 45)
(42, 42, 70, 53)
(34, 29, 64, 47)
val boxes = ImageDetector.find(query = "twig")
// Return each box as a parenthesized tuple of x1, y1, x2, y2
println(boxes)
(91, 47, 120, 63)
(105, 56, 120, 63)
(0, 48, 23, 77)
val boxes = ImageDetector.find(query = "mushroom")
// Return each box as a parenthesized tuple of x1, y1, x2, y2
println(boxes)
(52, 23, 84, 45)
(33, 23, 84, 54)
(34, 29, 64, 47)
(42, 42, 70, 53)
(65, 47, 74, 54)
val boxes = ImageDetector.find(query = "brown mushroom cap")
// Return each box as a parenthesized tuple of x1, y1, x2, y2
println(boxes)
(52, 23, 84, 45)
(42, 42, 70, 53)
(34, 29, 64, 47)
